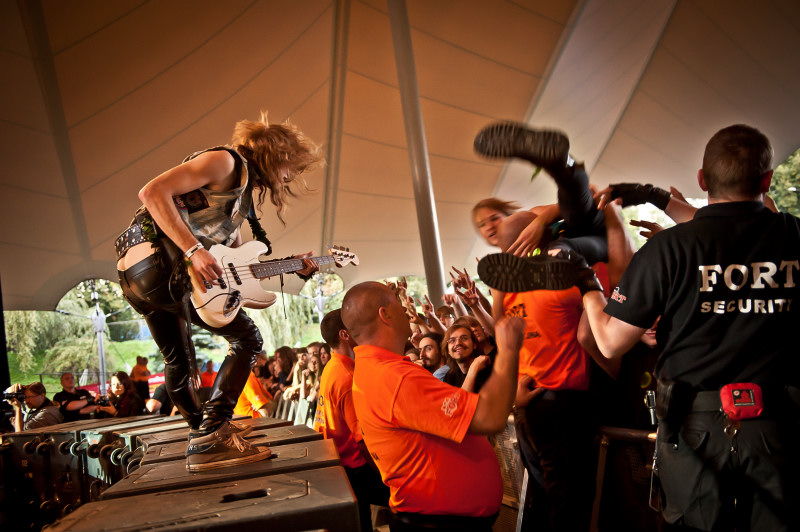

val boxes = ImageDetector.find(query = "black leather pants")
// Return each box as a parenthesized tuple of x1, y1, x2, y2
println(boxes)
(118, 253, 262, 432)
(547, 163, 608, 264)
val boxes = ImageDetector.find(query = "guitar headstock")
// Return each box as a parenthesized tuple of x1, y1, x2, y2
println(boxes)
(329, 246, 359, 267)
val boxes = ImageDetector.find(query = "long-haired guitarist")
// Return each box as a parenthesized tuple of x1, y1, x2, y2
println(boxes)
(115, 111, 322, 471)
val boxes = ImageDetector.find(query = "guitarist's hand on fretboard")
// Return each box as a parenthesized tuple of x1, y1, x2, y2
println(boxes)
(294, 250, 320, 278)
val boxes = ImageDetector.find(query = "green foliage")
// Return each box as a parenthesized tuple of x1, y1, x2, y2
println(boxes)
(770, 147, 800, 217)
(5, 307, 90, 371)
(249, 291, 317, 355)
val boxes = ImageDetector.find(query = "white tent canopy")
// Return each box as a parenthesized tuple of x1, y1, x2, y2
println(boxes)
(2, 0, 799, 310)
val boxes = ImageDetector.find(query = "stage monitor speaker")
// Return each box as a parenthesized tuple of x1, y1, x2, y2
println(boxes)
(47, 466, 359, 532)
(100, 438, 340, 500)
(79, 416, 187, 487)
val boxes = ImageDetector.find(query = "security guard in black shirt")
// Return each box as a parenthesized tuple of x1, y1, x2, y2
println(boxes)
(579, 125, 799, 531)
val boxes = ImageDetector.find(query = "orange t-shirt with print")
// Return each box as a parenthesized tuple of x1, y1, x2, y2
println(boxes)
(352, 345, 502, 516)
(233, 372, 272, 418)
(313, 352, 366, 469)
(503, 287, 590, 390)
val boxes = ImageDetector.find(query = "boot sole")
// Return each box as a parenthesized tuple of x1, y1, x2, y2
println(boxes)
(473, 122, 569, 168)
(478, 253, 577, 293)
(186, 447, 272, 472)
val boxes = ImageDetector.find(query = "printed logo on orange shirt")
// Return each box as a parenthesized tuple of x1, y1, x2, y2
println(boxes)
(441, 392, 460, 417)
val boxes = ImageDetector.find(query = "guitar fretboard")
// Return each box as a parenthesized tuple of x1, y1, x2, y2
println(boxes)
(250, 255, 339, 280)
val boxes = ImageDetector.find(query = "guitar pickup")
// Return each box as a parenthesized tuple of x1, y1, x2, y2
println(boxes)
(218, 277, 227, 289)
(227, 263, 242, 285)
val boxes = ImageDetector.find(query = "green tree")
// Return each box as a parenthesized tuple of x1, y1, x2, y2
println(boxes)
(769, 147, 800, 217)
(250, 292, 316, 355)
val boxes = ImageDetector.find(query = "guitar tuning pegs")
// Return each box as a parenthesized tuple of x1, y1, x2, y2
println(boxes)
(346, 247, 349, 252)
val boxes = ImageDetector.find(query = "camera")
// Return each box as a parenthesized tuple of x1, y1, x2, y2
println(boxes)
(3, 387, 26, 402)
(94, 396, 111, 407)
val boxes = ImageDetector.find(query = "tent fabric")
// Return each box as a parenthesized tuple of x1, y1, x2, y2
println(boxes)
(2, 0, 799, 310)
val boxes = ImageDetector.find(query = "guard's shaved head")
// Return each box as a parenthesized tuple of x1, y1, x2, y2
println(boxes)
(341, 282, 397, 344)
(498, 211, 537, 252)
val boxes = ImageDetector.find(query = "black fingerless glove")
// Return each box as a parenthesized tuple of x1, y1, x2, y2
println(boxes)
(556, 250, 603, 296)
(609, 183, 671, 211)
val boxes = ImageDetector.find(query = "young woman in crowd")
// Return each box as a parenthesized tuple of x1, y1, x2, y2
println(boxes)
(98, 371, 145, 418)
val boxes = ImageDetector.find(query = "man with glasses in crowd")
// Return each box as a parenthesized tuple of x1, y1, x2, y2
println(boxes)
(6, 382, 63, 432)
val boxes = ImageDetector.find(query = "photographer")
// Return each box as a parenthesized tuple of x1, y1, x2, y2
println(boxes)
(5, 382, 63, 432)
(96, 372, 145, 418)
(53, 372, 98, 422)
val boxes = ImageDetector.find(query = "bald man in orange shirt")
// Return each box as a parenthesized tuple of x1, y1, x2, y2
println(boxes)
(342, 282, 524, 531)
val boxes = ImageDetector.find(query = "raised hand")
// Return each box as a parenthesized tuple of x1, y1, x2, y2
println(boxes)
(442, 293, 458, 307)
(383, 280, 398, 295)
(629, 219, 664, 239)
(420, 294, 435, 316)
(397, 276, 408, 295)
(457, 282, 480, 308)
(450, 266, 471, 290)
(596, 183, 671, 210)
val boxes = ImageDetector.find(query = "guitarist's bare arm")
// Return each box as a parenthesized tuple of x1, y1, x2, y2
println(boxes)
(139, 151, 239, 289)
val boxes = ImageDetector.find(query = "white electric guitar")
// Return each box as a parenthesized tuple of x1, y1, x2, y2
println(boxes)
(189, 241, 359, 328)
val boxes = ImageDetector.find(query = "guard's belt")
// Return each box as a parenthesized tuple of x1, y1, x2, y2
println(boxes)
(690, 387, 800, 417)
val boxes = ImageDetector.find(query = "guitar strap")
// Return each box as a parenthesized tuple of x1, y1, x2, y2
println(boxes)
(246, 194, 273, 257)
(243, 184, 288, 318)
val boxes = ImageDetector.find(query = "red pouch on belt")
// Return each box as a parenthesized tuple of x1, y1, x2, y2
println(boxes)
(719, 383, 763, 420)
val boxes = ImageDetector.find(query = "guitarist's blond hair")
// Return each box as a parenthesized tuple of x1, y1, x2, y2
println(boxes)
(232, 111, 324, 225)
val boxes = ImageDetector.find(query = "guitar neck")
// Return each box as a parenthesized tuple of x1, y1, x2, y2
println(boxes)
(250, 255, 337, 280)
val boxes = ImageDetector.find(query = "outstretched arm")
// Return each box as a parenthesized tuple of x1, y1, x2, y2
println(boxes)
(596, 183, 697, 224)
(582, 291, 645, 359)
(456, 281, 495, 336)
(468, 317, 523, 434)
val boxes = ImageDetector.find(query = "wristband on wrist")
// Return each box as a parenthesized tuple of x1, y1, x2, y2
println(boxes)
(184, 242, 203, 259)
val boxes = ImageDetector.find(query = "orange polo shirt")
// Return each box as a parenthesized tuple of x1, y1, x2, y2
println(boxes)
(233, 372, 272, 418)
(503, 287, 590, 390)
(313, 352, 365, 469)
(352, 345, 502, 517)
(200, 370, 217, 388)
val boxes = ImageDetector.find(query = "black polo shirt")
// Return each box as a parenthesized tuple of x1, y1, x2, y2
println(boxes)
(605, 201, 800, 390)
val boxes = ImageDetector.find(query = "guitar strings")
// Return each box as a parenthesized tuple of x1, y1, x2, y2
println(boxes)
(204, 258, 346, 282)
(211, 257, 345, 275)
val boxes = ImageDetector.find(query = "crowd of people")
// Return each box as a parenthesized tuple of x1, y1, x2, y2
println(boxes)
(309, 122, 797, 532)
(3, 345, 334, 431)
(6, 111, 795, 531)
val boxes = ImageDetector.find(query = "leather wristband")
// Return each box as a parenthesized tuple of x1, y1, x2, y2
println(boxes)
(575, 268, 603, 296)
(610, 183, 671, 211)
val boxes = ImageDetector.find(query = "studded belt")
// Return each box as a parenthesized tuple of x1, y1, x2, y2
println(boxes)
(115, 224, 148, 259)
